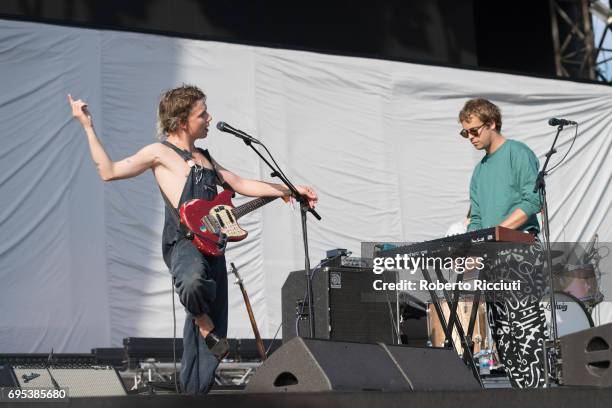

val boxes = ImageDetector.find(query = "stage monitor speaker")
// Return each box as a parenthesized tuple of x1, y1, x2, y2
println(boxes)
(245, 337, 480, 393)
(560, 323, 612, 387)
(11, 365, 127, 397)
(282, 267, 399, 344)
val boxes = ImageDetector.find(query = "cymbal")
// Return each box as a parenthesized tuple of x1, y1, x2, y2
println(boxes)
(550, 263, 600, 278)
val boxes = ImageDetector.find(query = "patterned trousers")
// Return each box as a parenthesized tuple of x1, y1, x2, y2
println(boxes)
(485, 238, 549, 388)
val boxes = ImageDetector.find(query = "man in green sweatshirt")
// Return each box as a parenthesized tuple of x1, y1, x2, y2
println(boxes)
(459, 98, 547, 388)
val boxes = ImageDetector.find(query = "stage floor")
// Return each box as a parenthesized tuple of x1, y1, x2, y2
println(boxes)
(3, 387, 610, 408)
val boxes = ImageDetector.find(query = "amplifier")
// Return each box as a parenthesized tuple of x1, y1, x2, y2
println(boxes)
(281, 267, 399, 344)
(10, 365, 126, 397)
(324, 256, 373, 269)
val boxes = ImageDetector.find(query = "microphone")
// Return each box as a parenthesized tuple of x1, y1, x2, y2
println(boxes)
(216, 121, 261, 144)
(548, 118, 578, 126)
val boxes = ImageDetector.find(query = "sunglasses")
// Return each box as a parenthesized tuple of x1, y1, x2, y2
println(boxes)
(460, 123, 487, 138)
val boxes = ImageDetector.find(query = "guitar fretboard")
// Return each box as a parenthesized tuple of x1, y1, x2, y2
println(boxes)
(233, 196, 278, 219)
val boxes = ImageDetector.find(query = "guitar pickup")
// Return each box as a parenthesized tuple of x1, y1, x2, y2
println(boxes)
(215, 213, 226, 228)
(202, 216, 219, 234)
(225, 209, 235, 223)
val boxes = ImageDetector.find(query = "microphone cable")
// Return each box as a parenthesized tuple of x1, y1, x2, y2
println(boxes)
(548, 125, 579, 174)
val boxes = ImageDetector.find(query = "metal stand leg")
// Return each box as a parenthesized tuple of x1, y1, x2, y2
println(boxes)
(422, 267, 483, 387)
(434, 268, 479, 375)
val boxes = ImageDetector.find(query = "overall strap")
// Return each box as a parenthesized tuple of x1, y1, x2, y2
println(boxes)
(199, 148, 224, 186)
(162, 141, 218, 183)
(162, 141, 213, 186)
(162, 140, 192, 162)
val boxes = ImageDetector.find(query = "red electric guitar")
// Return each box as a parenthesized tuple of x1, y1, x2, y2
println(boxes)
(179, 190, 278, 257)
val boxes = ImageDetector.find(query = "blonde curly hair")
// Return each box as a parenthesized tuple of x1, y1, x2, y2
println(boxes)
(458, 98, 502, 132)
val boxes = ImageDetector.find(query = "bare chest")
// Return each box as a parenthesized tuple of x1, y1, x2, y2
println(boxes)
(154, 149, 214, 207)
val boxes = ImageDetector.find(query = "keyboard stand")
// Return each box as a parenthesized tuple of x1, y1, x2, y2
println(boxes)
(421, 260, 484, 387)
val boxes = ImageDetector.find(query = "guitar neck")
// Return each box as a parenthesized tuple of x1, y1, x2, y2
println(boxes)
(233, 196, 278, 219)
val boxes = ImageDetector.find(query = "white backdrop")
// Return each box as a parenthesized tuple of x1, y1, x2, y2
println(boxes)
(1, 19, 610, 352)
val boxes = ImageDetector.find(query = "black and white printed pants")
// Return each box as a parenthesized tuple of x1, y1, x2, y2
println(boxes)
(485, 238, 549, 389)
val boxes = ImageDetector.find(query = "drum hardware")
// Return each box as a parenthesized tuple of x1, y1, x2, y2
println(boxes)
(544, 237, 604, 385)
(540, 290, 594, 385)
(542, 338, 563, 385)
(553, 263, 603, 309)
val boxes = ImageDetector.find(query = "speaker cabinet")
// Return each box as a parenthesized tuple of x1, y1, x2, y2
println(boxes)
(282, 267, 399, 344)
(245, 337, 480, 393)
(560, 323, 612, 387)
(11, 366, 126, 397)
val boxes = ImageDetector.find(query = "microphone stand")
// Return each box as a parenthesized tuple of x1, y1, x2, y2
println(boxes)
(533, 124, 563, 386)
(236, 136, 321, 338)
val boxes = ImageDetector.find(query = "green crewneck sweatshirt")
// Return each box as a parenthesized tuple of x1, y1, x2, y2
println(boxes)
(468, 139, 541, 233)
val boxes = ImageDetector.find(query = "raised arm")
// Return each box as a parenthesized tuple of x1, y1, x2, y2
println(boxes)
(68, 94, 157, 181)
